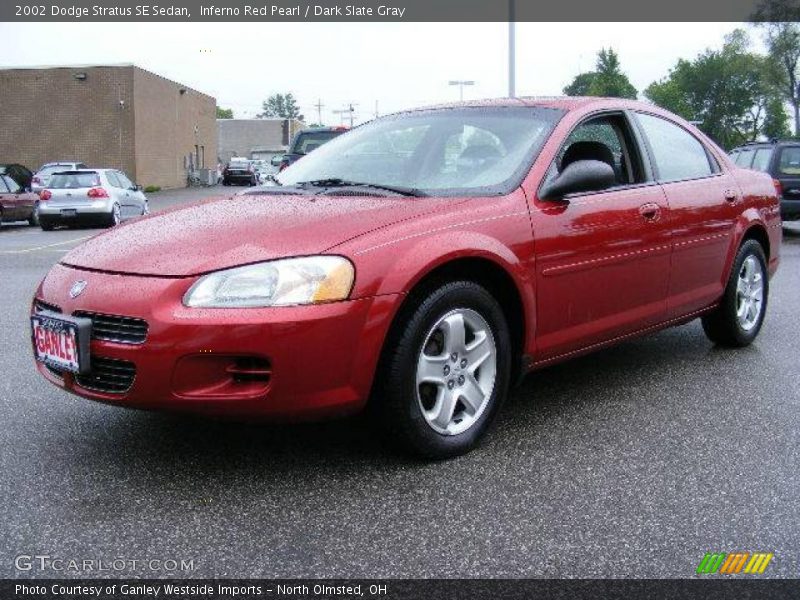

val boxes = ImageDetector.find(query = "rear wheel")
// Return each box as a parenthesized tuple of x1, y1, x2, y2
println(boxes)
(701, 239, 768, 347)
(40, 218, 56, 231)
(106, 203, 121, 227)
(376, 281, 511, 458)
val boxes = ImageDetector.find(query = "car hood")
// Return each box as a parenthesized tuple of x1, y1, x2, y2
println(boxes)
(61, 193, 449, 277)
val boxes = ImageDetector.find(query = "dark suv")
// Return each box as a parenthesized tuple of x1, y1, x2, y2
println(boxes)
(730, 140, 800, 221)
(278, 126, 348, 171)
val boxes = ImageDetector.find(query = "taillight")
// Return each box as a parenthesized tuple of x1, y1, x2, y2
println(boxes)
(773, 179, 782, 199)
(87, 187, 109, 198)
(39, 190, 51, 201)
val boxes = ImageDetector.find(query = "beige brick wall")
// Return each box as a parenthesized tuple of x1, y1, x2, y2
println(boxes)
(0, 64, 216, 190)
(132, 67, 217, 189)
(0, 65, 136, 176)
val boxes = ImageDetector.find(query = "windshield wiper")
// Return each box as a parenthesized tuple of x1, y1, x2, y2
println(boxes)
(297, 178, 426, 197)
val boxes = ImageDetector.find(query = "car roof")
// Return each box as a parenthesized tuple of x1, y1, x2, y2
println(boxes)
(392, 96, 689, 121)
(731, 141, 800, 151)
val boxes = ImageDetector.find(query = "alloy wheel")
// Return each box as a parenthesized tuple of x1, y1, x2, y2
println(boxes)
(736, 255, 764, 331)
(415, 308, 497, 436)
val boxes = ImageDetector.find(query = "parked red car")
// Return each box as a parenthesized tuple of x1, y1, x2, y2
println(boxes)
(0, 173, 39, 226)
(31, 98, 781, 457)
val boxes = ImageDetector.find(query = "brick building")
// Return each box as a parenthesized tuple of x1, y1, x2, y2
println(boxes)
(217, 118, 306, 164)
(0, 64, 217, 189)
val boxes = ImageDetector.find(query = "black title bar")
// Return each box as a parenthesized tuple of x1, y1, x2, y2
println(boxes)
(2, 0, 799, 22)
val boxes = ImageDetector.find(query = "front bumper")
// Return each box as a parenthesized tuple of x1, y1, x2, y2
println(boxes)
(33, 264, 399, 419)
(780, 198, 800, 221)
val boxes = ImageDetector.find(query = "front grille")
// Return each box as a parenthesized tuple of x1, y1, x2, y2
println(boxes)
(75, 356, 136, 394)
(34, 299, 62, 314)
(73, 311, 148, 344)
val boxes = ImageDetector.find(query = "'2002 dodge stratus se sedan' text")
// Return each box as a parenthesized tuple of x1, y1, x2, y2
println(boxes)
(31, 97, 781, 458)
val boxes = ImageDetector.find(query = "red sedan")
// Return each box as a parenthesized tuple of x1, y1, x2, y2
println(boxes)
(31, 98, 781, 457)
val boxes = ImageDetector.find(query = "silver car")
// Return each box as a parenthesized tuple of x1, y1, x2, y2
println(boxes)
(38, 169, 148, 230)
(31, 161, 87, 193)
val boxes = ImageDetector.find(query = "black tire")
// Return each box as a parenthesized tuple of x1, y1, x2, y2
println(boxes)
(701, 239, 768, 347)
(40, 218, 56, 231)
(375, 280, 512, 459)
(28, 201, 40, 226)
(106, 203, 121, 228)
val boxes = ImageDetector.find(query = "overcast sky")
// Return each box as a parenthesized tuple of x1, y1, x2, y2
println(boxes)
(0, 22, 762, 124)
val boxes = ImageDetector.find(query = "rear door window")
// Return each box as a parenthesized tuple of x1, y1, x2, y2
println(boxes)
(636, 113, 714, 181)
(778, 146, 800, 175)
(2, 175, 20, 193)
(117, 172, 134, 189)
(734, 148, 755, 167)
(751, 148, 773, 172)
(106, 172, 122, 188)
(0, 177, 9, 193)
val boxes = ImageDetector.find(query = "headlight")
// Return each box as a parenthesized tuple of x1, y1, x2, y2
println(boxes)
(183, 256, 355, 308)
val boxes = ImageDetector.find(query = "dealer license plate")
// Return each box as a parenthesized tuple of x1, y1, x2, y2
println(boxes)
(31, 313, 90, 373)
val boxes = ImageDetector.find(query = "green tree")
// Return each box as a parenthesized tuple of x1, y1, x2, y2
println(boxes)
(563, 48, 637, 99)
(216, 106, 234, 119)
(763, 96, 792, 139)
(257, 93, 304, 120)
(753, 0, 800, 136)
(644, 30, 779, 149)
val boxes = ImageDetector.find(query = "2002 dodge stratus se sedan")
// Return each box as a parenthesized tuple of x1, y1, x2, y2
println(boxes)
(31, 98, 781, 458)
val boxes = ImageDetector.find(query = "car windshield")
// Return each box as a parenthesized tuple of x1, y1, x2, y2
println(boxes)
(277, 107, 563, 196)
(48, 172, 100, 188)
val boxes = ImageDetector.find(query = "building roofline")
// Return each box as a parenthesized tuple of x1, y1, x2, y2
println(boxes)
(0, 62, 135, 71)
(0, 62, 215, 101)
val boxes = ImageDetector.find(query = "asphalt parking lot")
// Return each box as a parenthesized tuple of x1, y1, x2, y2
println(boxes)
(1, 189, 798, 579)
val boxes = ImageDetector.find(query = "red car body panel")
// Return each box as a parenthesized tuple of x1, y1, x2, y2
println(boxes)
(32, 98, 781, 418)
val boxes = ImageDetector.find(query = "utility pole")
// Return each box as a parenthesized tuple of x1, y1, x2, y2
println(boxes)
(448, 80, 475, 102)
(508, 0, 516, 98)
(333, 103, 358, 127)
(313, 98, 324, 125)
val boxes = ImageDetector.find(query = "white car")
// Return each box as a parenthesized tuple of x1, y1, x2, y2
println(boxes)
(31, 161, 87, 193)
(38, 169, 148, 230)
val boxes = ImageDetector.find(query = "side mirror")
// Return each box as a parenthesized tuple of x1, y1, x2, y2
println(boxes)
(271, 155, 284, 167)
(539, 160, 616, 201)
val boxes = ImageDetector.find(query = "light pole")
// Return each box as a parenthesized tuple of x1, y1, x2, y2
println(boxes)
(508, 0, 516, 98)
(449, 80, 475, 102)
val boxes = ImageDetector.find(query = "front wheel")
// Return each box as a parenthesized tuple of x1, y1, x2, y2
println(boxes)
(28, 201, 40, 226)
(701, 239, 768, 347)
(376, 281, 512, 458)
(106, 203, 121, 227)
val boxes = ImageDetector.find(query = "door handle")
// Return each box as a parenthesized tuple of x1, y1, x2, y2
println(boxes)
(724, 189, 737, 203)
(639, 203, 661, 222)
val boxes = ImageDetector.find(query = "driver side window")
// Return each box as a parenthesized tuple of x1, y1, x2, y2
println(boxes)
(546, 113, 644, 189)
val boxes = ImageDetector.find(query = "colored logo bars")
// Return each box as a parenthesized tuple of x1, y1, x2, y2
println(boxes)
(696, 552, 773, 574)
